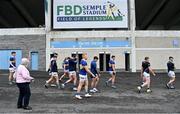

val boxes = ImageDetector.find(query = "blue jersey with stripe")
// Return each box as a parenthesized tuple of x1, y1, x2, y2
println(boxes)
(9, 56, 16, 68)
(79, 59, 87, 75)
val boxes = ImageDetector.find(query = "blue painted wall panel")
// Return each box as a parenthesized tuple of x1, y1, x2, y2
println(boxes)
(31, 52, 38, 70)
(0, 50, 22, 70)
(51, 40, 131, 48)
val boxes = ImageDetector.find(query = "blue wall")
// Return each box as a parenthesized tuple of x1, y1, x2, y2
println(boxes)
(31, 52, 39, 70)
(51, 40, 131, 48)
(0, 50, 22, 70)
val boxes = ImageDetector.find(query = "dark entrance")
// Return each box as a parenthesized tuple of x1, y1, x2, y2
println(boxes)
(125, 52, 130, 71)
(71, 52, 82, 71)
(99, 52, 111, 71)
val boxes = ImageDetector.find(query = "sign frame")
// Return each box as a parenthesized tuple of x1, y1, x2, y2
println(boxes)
(51, 0, 130, 30)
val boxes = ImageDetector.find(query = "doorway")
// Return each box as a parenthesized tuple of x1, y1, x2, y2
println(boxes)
(99, 52, 104, 71)
(71, 52, 83, 71)
(99, 52, 111, 71)
(125, 52, 130, 71)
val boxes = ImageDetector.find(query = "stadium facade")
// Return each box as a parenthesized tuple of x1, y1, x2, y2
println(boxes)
(0, 0, 180, 72)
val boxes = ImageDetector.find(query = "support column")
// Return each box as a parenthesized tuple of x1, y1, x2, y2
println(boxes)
(45, 0, 51, 32)
(46, 35, 51, 70)
(130, 0, 136, 72)
(45, 0, 52, 70)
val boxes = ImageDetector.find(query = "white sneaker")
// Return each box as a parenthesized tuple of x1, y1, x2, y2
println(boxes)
(50, 84, 57, 87)
(137, 86, 141, 93)
(9, 81, 13, 85)
(75, 95, 82, 100)
(85, 93, 92, 97)
(111, 85, 117, 89)
(137, 86, 141, 90)
(146, 89, 152, 93)
(73, 87, 77, 91)
(90, 89, 95, 93)
(93, 88, 98, 92)
(61, 84, 65, 89)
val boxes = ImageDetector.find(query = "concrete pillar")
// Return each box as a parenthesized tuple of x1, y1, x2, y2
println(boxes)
(46, 35, 51, 70)
(45, 0, 51, 32)
(45, 0, 52, 70)
(129, 0, 136, 72)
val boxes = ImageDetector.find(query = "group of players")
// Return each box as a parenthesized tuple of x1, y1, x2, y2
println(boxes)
(42, 52, 176, 99)
(44, 53, 116, 99)
(7, 52, 176, 100)
(137, 56, 176, 93)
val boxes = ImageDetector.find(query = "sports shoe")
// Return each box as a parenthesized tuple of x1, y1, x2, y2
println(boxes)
(166, 84, 170, 89)
(50, 84, 57, 87)
(111, 85, 117, 89)
(12, 80, 16, 84)
(73, 87, 77, 91)
(170, 85, 175, 89)
(17, 106, 23, 109)
(44, 83, 49, 89)
(61, 84, 65, 89)
(23, 106, 32, 110)
(9, 81, 13, 85)
(90, 89, 96, 93)
(75, 95, 82, 100)
(137, 86, 141, 93)
(85, 93, 92, 97)
(146, 89, 152, 93)
(93, 88, 98, 92)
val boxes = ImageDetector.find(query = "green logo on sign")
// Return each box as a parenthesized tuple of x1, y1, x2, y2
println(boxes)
(57, 5, 82, 15)
(56, 1, 125, 22)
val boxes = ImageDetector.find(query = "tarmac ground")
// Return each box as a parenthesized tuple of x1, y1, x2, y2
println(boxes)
(0, 71, 180, 113)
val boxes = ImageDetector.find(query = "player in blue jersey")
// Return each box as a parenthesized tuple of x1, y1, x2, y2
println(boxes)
(61, 55, 77, 90)
(75, 53, 95, 100)
(59, 57, 69, 81)
(90, 56, 100, 93)
(9, 52, 16, 85)
(106, 55, 117, 88)
(166, 56, 176, 89)
(44, 53, 60, 89)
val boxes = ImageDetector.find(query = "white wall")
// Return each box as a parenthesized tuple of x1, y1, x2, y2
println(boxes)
(50, 48, 131, 70)
(136, 50, 180, 70)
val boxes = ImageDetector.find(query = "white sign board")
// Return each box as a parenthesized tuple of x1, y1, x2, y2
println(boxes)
(53, 0, 128, 29)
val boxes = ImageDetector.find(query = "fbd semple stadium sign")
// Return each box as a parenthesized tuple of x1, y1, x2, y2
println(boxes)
(53, 0, 128, 29)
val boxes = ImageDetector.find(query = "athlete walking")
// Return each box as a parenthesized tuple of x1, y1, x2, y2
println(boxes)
(106, 55, 117, 89)
(90, 56, 100, 93)
(61, 55, 77, 90)
(137, 57, 156, 93)
(166, 56, 176, 89)
(75, 53, 95, 100)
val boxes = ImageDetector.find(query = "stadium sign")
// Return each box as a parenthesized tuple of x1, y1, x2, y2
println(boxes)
(51, 40, 130, 48)
(53, 0, 128, 29)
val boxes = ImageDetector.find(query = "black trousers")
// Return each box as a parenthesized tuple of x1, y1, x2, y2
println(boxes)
(16, 83, 31, 107)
